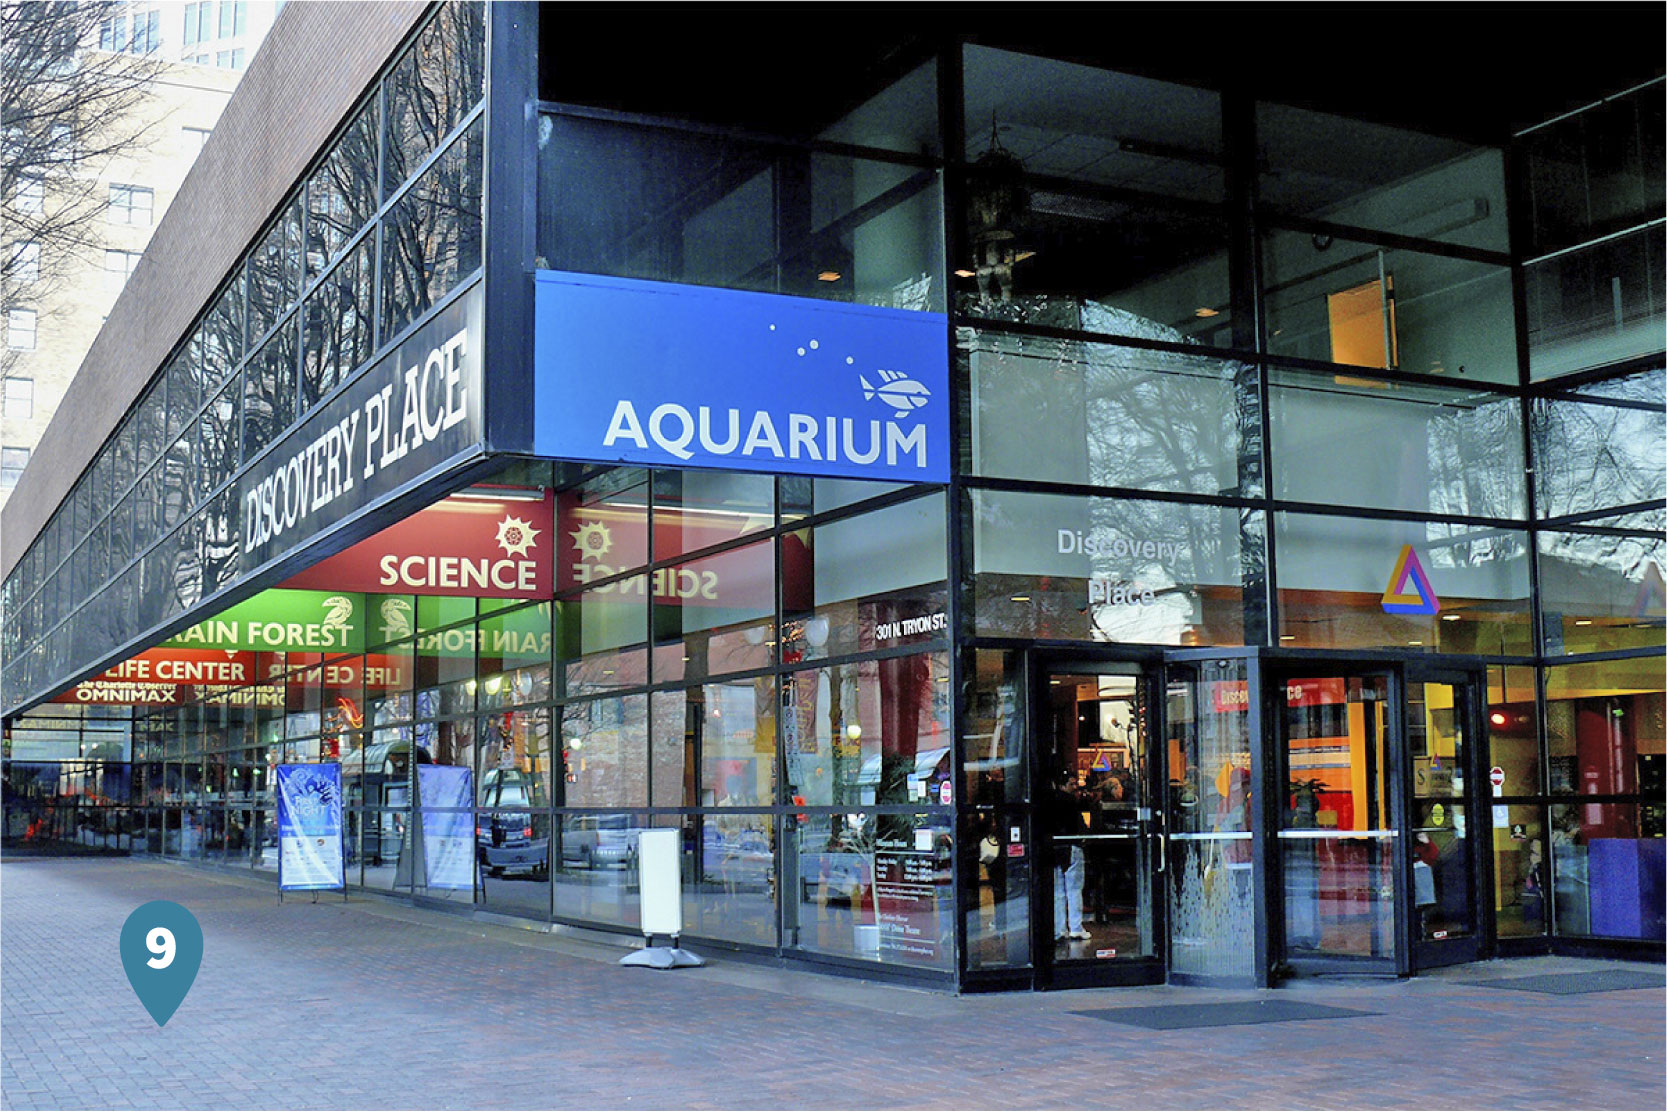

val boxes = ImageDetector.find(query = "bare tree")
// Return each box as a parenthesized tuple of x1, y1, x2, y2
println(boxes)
(2, 0, 164, 380)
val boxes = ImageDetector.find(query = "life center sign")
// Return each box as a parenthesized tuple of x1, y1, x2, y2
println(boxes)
(533, 272, 949, 483)
(239, 284, 483, 574)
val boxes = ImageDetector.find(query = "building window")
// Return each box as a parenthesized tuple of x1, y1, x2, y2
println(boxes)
(182, 126, 212, 155)
(108, 184, 153, 226)
(3, 376, 33, 419)
(215, 48, 246, 70)
(217, 1, 246, 38)
(7, 242, 40, 285)
(5, 308, 36, 351)
(186, 53, 211, 66)
(183, 1, 211, 45)
(106, 249, 142, 289)
(0, 447, 28, 491)
(97, 13, 127, 51)
(131, 9, 161, 53)
(11, 177, 43, 215)
(99, 8, 159, 54)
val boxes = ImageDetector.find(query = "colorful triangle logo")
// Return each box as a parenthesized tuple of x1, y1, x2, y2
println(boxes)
(1382, 544, 1441, 615)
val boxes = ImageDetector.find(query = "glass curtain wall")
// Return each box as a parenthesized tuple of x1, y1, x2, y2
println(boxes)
(116, 461, 955, 972)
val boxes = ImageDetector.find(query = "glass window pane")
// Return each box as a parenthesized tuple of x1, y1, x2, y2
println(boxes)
(1271, 370, 1526, 518)
(958, 195, 1230, 343)
(966, 331, 1257, 494)
(962, 648, 1026, 807)
(307, 98, 380, 276)
(1487, 665, 1540, 796)
(963, 45, 1222, 200)
(1527, 226, 1665, 380)
(652, 470, 773, 561)
(383, 119, 483, 339)
(246, 199, 302, 343)
(674, 678, 777, 807)
(788, 810, 952, 969)
(560, 694, 647, 807)
(1258, 102, 1507, 251)
(552, 812, 646, 926)
(781, 494, 947, 664)
(781, 652, 950, 808)
(537, 115, 943, 310)
(1273, 513, 1531, 654)
(1493, 804, 1547, 938)
(1538, 531, 1665, 655)
(1532, 383, 1666, 519)
(383, 3, 485, 197)
(1545, 657, 1664, 798)
(301, 239, 374, 409)
(556, 468, 649, 592)
(651, 539, 774, 683)
(1550, 801, 1663, 940)
(241, 323, 296, 463)
(1262, 230, 1515, 384)
(970, 488, 1255, 646)
(1518, 86, 1663, 258)
(478, 706, 552, 811)
(687, 813, 776, 945)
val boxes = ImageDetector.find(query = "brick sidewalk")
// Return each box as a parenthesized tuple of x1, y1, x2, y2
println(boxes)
(2, 859, 1661, 1110)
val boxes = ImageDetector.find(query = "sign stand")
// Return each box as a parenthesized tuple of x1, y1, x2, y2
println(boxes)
(619, 829, 704, 970)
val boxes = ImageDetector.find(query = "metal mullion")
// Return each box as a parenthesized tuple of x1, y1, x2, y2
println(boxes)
(938, 28, 970, 984)
(963, 474, 1259, 513)
(532, 100, 944, 173)
(1259, 211, 1513, 269)
(1528, 351, 1664, 394)
(1537, 502, 1665, 530)
(1535, 388, 1664, 414)
(1539, 644, 1666, 667)
(954, 314, 1262, 370)
(1260, 349, 1530, 397)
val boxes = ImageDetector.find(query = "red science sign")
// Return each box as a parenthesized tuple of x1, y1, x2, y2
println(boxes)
(283, 489, 553, 599)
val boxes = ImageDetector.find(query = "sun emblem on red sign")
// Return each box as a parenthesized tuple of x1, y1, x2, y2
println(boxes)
(495, 515, 540, 558)
(569, 520, 612, 562)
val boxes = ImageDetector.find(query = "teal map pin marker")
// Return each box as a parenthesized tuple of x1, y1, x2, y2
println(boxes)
(120, 900, 203, 1026)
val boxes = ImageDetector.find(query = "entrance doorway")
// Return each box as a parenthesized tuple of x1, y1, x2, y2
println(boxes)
(1406, 667, 1485, 968)
(1274, 670, 1400, 971)
(1036, 662, 1161, 987)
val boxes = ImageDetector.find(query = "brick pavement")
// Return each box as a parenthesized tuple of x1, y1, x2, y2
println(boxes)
(1, 858, 1661, 1111)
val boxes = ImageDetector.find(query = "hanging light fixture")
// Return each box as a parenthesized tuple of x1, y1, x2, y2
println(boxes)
(966, 112, 1029, 303)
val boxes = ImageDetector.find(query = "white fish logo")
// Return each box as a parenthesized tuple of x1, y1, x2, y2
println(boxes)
(860, 370, 931, 418)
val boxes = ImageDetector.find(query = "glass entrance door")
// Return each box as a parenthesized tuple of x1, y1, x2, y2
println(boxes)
(1276, 671, 1402, 971)
(1407, 669, 1483, 967)
(1037, 662, 1161, 986)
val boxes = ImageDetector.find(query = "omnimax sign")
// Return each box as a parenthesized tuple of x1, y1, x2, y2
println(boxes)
(532, 272, 950, 483)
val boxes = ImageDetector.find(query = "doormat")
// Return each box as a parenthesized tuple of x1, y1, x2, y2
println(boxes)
(1467, 971, 1664, 995)
(1075, 999, 1377, 1030)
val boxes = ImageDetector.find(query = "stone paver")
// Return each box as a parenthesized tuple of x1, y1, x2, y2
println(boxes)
(1, 858, 1662, 1110)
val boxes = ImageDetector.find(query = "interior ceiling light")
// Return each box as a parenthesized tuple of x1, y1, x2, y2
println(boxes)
(1441, 614, 1461, 621)
(816, 270, 842, 282)
(1574, 619, 1593, 626)
(953, 268, 976, 278)
(1010, 595, 1030, 603)
(1194, 307, 1220, 318)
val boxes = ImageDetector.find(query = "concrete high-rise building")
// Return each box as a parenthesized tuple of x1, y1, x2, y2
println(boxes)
(1, 1, 279, 507)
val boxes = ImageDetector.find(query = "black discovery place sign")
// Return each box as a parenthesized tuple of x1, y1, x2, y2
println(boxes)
(238, 284, 484, 576)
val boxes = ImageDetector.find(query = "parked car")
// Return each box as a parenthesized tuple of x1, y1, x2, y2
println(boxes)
(476, 769, 548, 878)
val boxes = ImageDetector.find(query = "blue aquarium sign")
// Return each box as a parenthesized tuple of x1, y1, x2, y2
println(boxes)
(533, 272, 949, 482)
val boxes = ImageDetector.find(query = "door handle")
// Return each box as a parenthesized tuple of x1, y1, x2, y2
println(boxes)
(1151, 829, 1166, 874)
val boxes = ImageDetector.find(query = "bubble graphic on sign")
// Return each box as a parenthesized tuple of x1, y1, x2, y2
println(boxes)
(119, 900, 204, 1026)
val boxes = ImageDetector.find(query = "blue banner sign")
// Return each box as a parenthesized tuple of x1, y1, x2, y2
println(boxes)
(275, 763, 344, 891)
(534, 272, 949, 482)
(417, 765, 475, 891)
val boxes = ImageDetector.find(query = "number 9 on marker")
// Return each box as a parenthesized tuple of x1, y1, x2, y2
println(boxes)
(145, 926, 176, 969)
(119, 901, 203, 1026)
